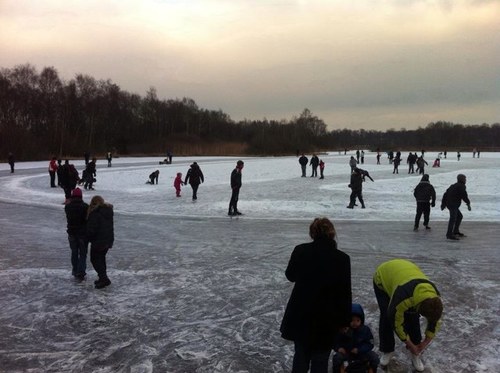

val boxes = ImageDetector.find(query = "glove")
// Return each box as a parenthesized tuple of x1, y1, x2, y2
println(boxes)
(467, 204, 471, 211)
(440, 205, 445, 211)
(431, 202, 435, 207)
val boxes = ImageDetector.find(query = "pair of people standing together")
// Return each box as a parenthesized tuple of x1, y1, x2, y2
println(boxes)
(64, 188, 114, 288)
(280, 218, 443, 373)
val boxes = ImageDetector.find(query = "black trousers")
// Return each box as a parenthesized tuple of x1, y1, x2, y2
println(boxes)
(349, 190, 364, 207)
(191, 183, 199, 199)
(91, 246, 110, 280)
(414, 202, 431, 227)
(229, 187, 240, 213)
(49, 171, 56, 187)
(374, 282, 422, 353)
(292, 340, 330, 373)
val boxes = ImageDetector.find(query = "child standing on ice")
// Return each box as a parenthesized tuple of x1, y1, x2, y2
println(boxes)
(174, 172, 184, 197)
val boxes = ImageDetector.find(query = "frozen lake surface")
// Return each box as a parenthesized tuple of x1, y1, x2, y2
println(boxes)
(0, 151, 499, 372)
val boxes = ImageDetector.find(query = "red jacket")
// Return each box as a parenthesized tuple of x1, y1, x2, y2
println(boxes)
(49, 159, 58, 172)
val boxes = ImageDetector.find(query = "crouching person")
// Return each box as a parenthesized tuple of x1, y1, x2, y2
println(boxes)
(332, 303, 379, 373)
(87, 196, 114, 289)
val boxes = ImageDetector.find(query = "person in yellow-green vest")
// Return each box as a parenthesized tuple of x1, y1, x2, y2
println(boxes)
(373, 259, 443, 372)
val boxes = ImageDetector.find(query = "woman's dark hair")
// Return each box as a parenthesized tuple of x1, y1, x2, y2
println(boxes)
(309, 217, 336, 240)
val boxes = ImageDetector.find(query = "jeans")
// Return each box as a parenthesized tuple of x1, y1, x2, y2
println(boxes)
(91, 246, 110, 280)
(415, 202, 431, 227)
(68, 235, 88, 276)
(301, 165, 307, 177)
(374, 282, 422, 353)
(311, 166, 318, 177)
(292, 340, 331, 373)
(447, 207, 463, 236)
(49, 171, 56, 187)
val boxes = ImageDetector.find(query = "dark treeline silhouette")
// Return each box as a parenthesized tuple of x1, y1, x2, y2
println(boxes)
(1, 64, 499, 160)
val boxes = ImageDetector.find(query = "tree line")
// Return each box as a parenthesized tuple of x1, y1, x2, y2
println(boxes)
(1, 64, 499, 160)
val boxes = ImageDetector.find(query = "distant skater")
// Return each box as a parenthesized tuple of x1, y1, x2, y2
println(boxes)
(299, 154, 308, 177)
(441, 174, 471, 240)
(147, 170, 160, 184)
(310, 154, 319, 177)
(48, 156, 58, 187)
(413, 174, 436, 231)
(185, 162, 204, 200)
(457, 152, 461, 161)
(347, 168, 365, 209)
(349, 156, 358, 173)
(7, 152, 14, 173)
(228, 160, 244, 216)
(174, 172, 184, 197)
(319, 159, 325, 179)
(106, 151, 112, 167)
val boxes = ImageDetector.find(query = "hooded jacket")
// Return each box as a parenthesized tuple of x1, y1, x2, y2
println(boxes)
(413, 175, 436, 204)
(87, 204, 114, 249)
(335, 303, 375, 356)
(185, 163, 204, 185)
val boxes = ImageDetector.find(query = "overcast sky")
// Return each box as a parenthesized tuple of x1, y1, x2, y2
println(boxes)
(1, 0, 499, 130)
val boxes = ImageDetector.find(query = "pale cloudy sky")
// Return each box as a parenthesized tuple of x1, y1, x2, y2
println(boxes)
(1, 0, 499, 130)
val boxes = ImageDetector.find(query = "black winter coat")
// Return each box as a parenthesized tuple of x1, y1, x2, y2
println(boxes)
(413, 181, 436, 204)
(87, 204, 114, 249)
(280, 238, 352, 349)
(185, 165, 204, 185)
(442, 181, 470, 208)
(299, 156, 308, 166)
(230, 168, 242, 189)
(65, 198, 89, 236)
(349, 173, 363, 192)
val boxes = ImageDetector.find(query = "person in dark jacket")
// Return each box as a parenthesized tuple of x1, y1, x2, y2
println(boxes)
(84, 157, 97, 190)
(347, 168, 365, 209)
(407, 153, 417, 174)
(7, 152, 14, 173)
(147, 170, 160, 185)
(61, 160, 80, 204)
(416, 156, 428, 175)
(184, 162, 204, 200)
(332, 303, 379, 373)
(87, 195, 114, 289)
(310, 154, 319, 177)
(413, 174, 436, 231)
(299, 154, 308, 177)
(56, 159, 63, 186)
(441, 174, 471, 240)
(64, 188, 89, 281)
(281, 218, 351, 373)
(228, 160, 244, 216)
(393, 155, 401, 174)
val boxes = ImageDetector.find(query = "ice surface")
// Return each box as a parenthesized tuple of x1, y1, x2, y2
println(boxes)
(0, 151, 499, 372)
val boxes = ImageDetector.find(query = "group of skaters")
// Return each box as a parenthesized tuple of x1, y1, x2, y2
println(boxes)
(281, 217, 443, 372)
(146, 161, 205, 200)
(298, 150, 473, 240)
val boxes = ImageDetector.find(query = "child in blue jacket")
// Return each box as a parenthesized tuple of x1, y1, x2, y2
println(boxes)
(332, 303, 379, 373)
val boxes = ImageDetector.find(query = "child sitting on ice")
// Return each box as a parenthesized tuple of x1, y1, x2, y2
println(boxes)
(332, 303, 380, 373)
(174, 172, 184, 197)
(432, 158, 441, 167)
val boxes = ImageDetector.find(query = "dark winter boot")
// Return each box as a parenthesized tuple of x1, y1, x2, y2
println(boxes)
(95, 278, 111, 289)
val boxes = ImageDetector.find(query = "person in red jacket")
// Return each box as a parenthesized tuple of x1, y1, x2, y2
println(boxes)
(48, 156, 58, 187)
(174, 172, 184, 197)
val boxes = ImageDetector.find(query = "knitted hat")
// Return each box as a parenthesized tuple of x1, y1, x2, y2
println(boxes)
(421, 174, 429, 182)
(71, 188, 82, 198)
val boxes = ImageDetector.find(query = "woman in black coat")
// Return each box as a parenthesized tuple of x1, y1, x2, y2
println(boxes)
(184, 162, 204, 200)
(87, 195, 114, 289)
(281, 218, 352, 373)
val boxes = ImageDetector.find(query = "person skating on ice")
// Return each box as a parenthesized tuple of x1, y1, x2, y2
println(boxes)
(184, 162, 204, 200)
(228, 160, 244, 216)
(310, 154, 319, 177)
(174, 172, 184, 197)
(347, 168, 365, 209)
(441, 174, 471, 240)
(147, 170, 160, 184)
(413, 174, 436, 231)
(299, 154, 308, 177)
